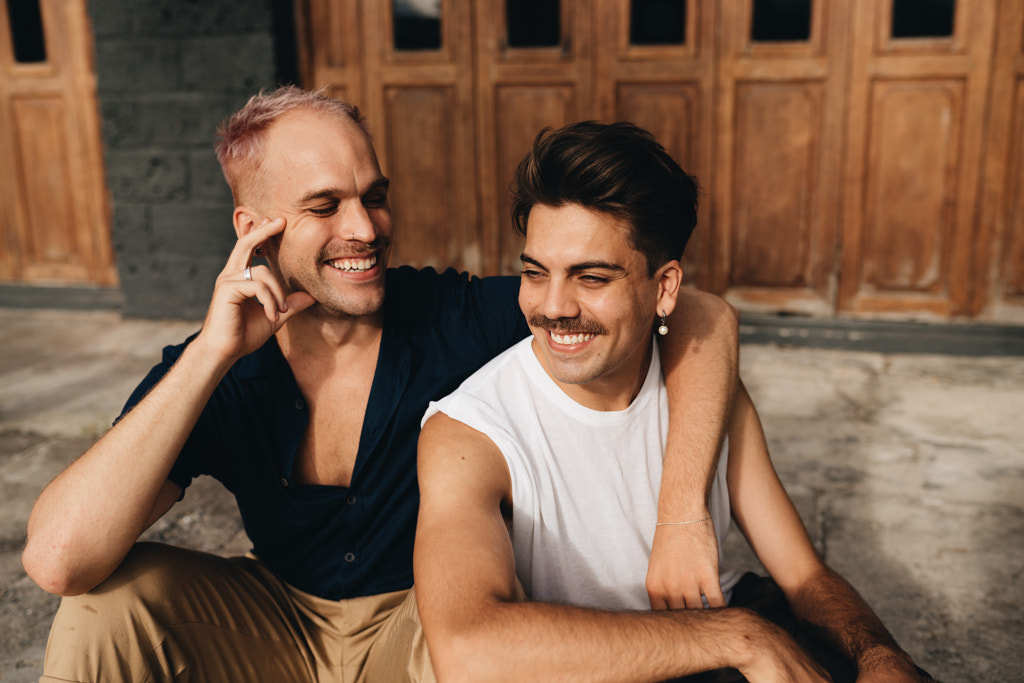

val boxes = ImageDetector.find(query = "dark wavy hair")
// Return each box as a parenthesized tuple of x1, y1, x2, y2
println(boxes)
(510, 121, 699, 276)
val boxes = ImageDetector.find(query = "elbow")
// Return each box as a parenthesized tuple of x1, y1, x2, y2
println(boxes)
(427, 622, 508, 683)
(22, 535, 91, 596)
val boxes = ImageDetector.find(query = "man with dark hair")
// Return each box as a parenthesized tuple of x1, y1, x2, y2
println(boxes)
(24, 89, 738, 681)
(414, 121, 930, 682)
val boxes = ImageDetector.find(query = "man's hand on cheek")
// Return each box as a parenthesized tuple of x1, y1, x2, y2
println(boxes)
(195, 218, 314, 363)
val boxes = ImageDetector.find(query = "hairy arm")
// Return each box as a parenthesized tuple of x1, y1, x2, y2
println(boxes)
(649, 288, 739, 609)
(414, 413, 827, 683)
(22, 218, 313, 596)
(727, 382, 923, 681)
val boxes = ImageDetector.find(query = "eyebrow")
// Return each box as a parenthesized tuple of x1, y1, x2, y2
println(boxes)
(520, 253, 626, 275)
(297, 176, 390, 205)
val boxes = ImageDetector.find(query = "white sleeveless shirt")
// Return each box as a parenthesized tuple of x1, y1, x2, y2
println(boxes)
(424, 337, 739, 610)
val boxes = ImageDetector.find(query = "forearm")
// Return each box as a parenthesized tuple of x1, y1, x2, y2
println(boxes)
(788, 565, 916, 674)
(657, 290, 738, 516)
(429, 600, 777, 683)
(23, 339, 231, 595)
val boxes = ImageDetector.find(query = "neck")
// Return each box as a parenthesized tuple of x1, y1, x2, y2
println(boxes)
(277, 306, 384, 359)
(535, 338, 654, 412)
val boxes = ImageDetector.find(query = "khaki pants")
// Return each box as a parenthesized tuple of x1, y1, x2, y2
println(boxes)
(41, 542, 435, 683)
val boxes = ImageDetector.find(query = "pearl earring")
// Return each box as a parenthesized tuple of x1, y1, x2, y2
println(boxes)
(657, 313, 668, 336)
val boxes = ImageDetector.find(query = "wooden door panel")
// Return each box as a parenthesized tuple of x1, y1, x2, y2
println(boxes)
(492, 85, 578, 274)
(384, 86, 474, 271)
(476, 0, 593, 275)
(1001, 83, 1024, 301)
(11, 96, 86, 282)
(714, 0, 848, 316)
(614, 82, 709, 283)
(360, 0, 479, 273)
(862, 81, 961, 296)
(730, 82, 820, 289)
(975, 0, 1024, 322)
(0, 0, 114, 286)
(839, 0, 996, 318)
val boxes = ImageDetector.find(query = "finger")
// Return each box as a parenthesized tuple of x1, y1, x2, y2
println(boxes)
(682, 590, 705, 610)
(663, 591, 686, 611)
(244, 264, 290, 312)
(247, 280, 286, 323)
(279, 291, 316, 323)
(227, 218, 286, 272)
(702, 583, 727, 608)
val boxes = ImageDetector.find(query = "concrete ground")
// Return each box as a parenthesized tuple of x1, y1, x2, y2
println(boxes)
(1, 307, 1022, 682)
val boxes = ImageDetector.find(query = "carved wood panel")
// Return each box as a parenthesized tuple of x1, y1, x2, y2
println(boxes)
(839, 0, 996, 318)
(0, 0, 115, 285)
(975, 1, 1024, 323)
(713, 0, 848, 316)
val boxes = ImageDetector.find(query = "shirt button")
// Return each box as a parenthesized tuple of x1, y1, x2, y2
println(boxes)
(281, 478, 289, 487)
(347, 495, 357, 505)
(344, 552, 356, 563)
(295, 398, 305, 410)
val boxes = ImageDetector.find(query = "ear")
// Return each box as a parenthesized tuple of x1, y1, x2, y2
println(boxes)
(654, 259, 684, 319)
(233, 206, 263, 240)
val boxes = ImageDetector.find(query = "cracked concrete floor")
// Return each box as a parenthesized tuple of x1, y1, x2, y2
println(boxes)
(2, 308, 1022, 681)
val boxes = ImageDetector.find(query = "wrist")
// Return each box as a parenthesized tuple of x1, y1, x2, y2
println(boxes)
(180, 334, 239, 380)
(857, 644, 916, 676)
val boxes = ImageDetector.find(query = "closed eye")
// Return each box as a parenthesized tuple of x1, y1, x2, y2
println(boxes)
(309, 202, 339, 216)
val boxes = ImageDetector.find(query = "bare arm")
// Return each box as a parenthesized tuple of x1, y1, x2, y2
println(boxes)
(22, 218, 314, 596)
(414, 413, 828, 683)
(727, 382, 923, 681)
(649, 288, 739, 610)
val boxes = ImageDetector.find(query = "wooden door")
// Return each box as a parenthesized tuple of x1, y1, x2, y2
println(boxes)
(974, 0, 1024, 323)
(297, 0, 1011, 323)
(593, 0, 715, 287)
(0, 0, 115, 286)
(475, 1, 594, 275)
(298, 0, 479, 274)
(713, 1, 850, 315)
(838, 0, 996, 319)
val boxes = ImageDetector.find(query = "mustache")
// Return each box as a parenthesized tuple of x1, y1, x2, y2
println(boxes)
(318, 235, 391, 261)
(528, 315, 606, 336)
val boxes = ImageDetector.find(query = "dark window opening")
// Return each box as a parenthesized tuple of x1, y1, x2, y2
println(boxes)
(892, 0, 955, 39)
(394, 0, 442, 51)
(507, 0, 560, 48)
(630, 0, 686, 46)
(751, 0, 812, 43)
(6, 0, 47, 64)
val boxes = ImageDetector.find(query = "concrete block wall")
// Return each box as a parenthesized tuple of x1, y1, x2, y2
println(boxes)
(89, 0, 296, 319)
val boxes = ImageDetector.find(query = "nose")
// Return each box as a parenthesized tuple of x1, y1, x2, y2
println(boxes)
(338, 201, 377, 242)
(539, 278, 580, 321)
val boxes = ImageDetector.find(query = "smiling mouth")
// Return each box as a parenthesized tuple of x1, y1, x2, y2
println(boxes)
(326, 254, 377, 273)
(549, 331, 596, 345)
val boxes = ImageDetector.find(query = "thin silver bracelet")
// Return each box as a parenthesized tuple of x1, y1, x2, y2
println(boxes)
(656, 516, 712, 526)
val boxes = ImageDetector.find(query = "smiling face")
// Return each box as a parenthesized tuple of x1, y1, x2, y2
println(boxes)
(247, 108, 394, 319)
(519, 203, 681, 411)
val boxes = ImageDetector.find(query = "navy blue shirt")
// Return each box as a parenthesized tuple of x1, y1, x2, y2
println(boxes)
(122, 267, 529, 600)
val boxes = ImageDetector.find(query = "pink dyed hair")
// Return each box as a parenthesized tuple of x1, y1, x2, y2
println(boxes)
(214, 85, 369, 206)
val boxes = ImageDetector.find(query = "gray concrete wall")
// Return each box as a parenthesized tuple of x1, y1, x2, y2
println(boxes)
(89, 0, 296, 319)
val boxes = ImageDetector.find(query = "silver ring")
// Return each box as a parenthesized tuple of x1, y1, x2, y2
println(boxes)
(244, 267, 252, 281)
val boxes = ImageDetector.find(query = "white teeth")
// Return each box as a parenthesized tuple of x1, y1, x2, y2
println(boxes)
(550, 332, 595, 345)
(328, 255, 377, 272)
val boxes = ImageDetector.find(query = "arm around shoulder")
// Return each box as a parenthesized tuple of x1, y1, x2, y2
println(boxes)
(650, 288, 739, 610)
